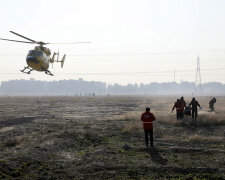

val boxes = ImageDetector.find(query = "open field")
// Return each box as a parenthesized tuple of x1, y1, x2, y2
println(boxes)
(0, 96, 225, 179)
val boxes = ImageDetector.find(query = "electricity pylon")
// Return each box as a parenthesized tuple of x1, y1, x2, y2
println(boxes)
(195, 56, 203, 95)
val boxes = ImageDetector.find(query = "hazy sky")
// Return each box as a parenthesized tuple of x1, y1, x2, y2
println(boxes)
(0, 0, 225, 85)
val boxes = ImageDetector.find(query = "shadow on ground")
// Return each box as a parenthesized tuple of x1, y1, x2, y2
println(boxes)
(137, 147, 168, 165)
(149, 147, 168, 165)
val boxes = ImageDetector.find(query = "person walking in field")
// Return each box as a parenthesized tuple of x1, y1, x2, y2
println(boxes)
(189, 97, 201, 120)
(172, 99, 183, 120)
(141, 107, 156, 147)
(209, 97, 216, 112)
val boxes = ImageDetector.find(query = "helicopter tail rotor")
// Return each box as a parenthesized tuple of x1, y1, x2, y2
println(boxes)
(57, 48, 59, 62)
(50, 51, 65, 68)
(50, 52, 56, 65)
(60, 55, 66, 68)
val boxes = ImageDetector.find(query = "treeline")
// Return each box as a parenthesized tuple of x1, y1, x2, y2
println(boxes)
(0, 78, 225, 96)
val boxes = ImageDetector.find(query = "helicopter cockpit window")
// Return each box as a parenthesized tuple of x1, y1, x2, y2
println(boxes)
(27, 50, 43, 57)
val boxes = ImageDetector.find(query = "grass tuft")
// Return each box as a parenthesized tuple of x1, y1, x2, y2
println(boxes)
(123, 121, 142, 133)
(187, 134, 225, 143)
(159, 111, 225, 126)
(4, 138, 19, 147)
(197, 111, 225, 125)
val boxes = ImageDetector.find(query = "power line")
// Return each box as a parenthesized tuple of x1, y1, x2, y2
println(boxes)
(1, 48, 225, 57)
(68, 49, 225, 56)
(0, 67, 225, 75)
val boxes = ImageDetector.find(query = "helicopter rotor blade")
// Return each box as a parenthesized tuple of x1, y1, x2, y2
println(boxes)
(2, 31, 90, 46)
(9, 31, 37, 44)
(0, 38, 34, 44)
(49, 42, 91, 44)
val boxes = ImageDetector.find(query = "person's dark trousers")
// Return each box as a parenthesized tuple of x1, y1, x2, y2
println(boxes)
(192, 110, 198, 119)
(144, 130, 153, 147)
(176, 112, 182, 120)
(180, 111, 184, 119)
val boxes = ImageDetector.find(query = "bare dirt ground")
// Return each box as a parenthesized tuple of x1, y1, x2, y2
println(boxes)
(0, 96, 224, 179)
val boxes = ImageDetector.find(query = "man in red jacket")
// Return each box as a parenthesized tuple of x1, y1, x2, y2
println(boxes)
(141, 107, 156, 147)
(172, 99, 183, 120)
(180, 96, 186, 119)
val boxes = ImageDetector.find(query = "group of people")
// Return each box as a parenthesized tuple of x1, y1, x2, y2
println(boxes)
(171, 97, 187, 120)
(172, 97, 217, 120)
(172, 96, 202, 120)
(140, 97, 217, 147)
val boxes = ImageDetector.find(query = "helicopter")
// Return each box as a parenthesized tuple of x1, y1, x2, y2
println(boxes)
(0, 31, 90, 76)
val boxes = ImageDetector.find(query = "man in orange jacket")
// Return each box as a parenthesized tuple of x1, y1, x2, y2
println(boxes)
(141, 107, 156, 147)
(180, 96, 186, 119)
(172, 99, 183, 120)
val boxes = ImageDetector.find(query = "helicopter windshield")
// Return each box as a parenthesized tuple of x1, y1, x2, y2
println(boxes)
(27, 50, 43, 57)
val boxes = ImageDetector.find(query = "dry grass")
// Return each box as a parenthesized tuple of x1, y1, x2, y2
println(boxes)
(187, 134, 225, 143)
(197, 111, 225, 125)
(158, 111, 225, 126)
(121, 111, 142, 133)
(120, 111, 142, 121)
(158, 114, 183, 125)
(160, 135, 182, 142)
(123, 121, 142, 133)
(0, 126, 14, 133)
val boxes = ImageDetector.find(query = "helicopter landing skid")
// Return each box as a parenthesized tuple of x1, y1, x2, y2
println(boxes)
(20, 66, 33, 74)
(45, 70, 54, 76)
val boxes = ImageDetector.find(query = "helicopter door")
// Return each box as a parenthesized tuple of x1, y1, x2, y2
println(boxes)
(42, 52, 50, 70)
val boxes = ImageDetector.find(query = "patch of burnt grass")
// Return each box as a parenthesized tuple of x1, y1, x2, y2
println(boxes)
(4, 137, 19, 147)
(57, 128, 104, 149)
(83, 129, 104, 146)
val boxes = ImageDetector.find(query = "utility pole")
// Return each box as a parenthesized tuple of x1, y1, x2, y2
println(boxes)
(195, 56, 203, 95)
